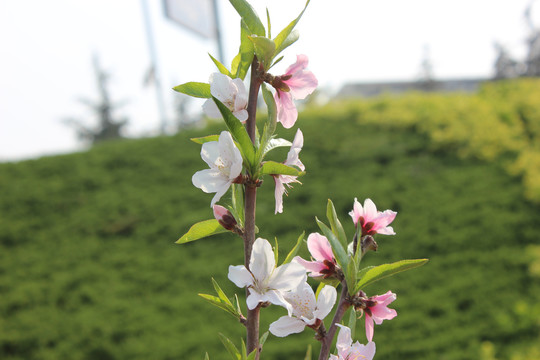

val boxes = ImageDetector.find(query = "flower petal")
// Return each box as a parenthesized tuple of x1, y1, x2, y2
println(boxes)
(264, 289, 294, 315)
(284, 129, 305, 171)
(200, 141, 220, 168)
(202, 99, 222, 119)
(249, 238, 275, 283)
(307, 233, 334, 262)
(228, 265, 252, 288)
(209, 72, 235, 103)
(293, 256, 327, 276)
(269, 316, 306, 337)
(335, 324, 353, 357)
(269, 261, 307, 292)
(192, 169, 230, 194)
(274, 90, 298, 129)
(285, 54, 309, 77)
(274, 176, 286, 214)
(287, 69, 318, 99)
(365, 313, 375, 342)
(363, 199, 378, 222)
(349, 197, 363, 225)
(284, 282, 316, 319)
(313, 285, 337, 321)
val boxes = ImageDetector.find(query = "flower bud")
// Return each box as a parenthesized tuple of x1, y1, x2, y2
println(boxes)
(213, 205, 237, 231)
(361, 235, 378, 255)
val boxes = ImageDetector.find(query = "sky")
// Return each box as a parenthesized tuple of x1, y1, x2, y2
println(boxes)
(0, 0, 539, 162)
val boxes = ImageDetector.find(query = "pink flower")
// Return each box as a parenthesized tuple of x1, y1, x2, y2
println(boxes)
(294, 233, 337, 278)
(273, 129, 304, 214)
(349, 198, 397, 237)
(329, 324, 376, 360)
(364, 291, 397, 342)
(273, 55, 318, 129)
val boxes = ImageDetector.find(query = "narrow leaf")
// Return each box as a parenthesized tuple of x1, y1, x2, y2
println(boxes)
(345, 255, 358, 295)
(198, 294, 239, 318)
(266, 8, 271, 38)
(273, 0, 310, 55)
(275, 30, 300, 58)
(259, 331, 269, 347)
(212, 278, 233, 306)
(283, 231, 305, 264)
(205, 353, 210, 360)
(229, 0, 265, 36)
(246, 350, 257, 360)
(347, 308, 357, 339)
(241, 339, 248, 360)
(316, 218, 348, 271)
(219, 333, 241, 360)
(326, 199, 348, 249)
(231, 184, 245, 226)
(270, 55, 284, 69)
(233, 20, 255, 80)
(248, 35, 275, 70)
(212, 96, 256, 170)
(209, 53, 232, 77)
(173, 82, 211, 98)
(304, 344, 312, 360)
(191, 135, 220, 144)
(354, 259, 429, 293)
(176, 219, 227, 244)
(256, 83, 278, 162)
(260, 161, 304, 176)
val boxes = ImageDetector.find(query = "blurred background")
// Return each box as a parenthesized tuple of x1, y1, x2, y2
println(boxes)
(1, 1, 540, 359)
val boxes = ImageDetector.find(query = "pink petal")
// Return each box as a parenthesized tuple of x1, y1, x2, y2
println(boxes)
(307, 233, 334, 262)
(274, 176, 286, 214)
(213, 205, 228, 219)
(285, 54, 309, 77)
(365, 313, 375, 342)
(349, 197, 363, 225)
(293, 256, 326, 276)
(363, 199, 378, 222)
(274, 90, 298, 129)
(286, 70, 318, 99)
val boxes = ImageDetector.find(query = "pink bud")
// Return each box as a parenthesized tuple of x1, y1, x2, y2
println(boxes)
(213, 205, 237, 231)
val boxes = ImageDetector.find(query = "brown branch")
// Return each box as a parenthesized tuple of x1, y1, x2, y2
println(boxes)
(318, 284, 351, 360)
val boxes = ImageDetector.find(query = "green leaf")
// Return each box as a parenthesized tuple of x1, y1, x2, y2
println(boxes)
(345, 255, 358, 295)
(212, 278, 233, 307)
(283, 231, 305, 264)
(241, 339, 248, 360)
(353, 259, 429, 293)
(347, 308, 357, 339)
(176, 219, 228, 244)
(229, 0, 265, 36)
(231, 184, 245, 227)
(198, 293, 239, 318)
(256, 83, 279, 162)
(304, 344, 312, 360)
(219, 333, 241, 360)
(191, 135, 220, 144)
(266, 8, 271, 38)
(173, 82, 211, 98)
(316, 218, 348, 271)
(260, 161, 304, 176)
(326, 199, 348, 250)
(205, 353, 210, 360)
(273, 0, 310, 56)
(209, 53, 232, 77)
(259, 331, 269, 347)
(248, 35, 275, 70)
(275, 30, 299, 58)
(314, 281, 326, 299)
(232, 20, 255, 80)
(246, 350, 257, 360)
(212, 96, 256, 172)
(270, 55, 284, 69)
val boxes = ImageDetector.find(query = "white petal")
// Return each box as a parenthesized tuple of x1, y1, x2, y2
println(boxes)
(231, 78, 248, 109)
(192, 169, 229, 193)
(313, 285, 337, 321)
(200, 141, 220, 168)
(335, 324, 353, 356)
(228, 265, 252, 288)
(249, 238, 275, 283)
(246, 289, 265, 310)
(263, 289, 294, 315)
(209, 73, 234, 103)
(269, 316, 306, 337)
(269, 261, 307, 292)
(202, 99, 222, 119)
(284, 282, 316, 318)
(233, 109, 248, 122)
(210, 180, 232, 207)
(218, 131, 243, 179)
(285, 129, 305, 171)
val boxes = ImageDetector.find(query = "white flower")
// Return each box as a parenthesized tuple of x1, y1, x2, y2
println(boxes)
(329, 324, 376, 360)
(269, 283, 336, 337)
(228, 238, 307, 315)
(274, 129, 305, 214)
(192, 131, 243, 207)
(203, 73, 248, 121)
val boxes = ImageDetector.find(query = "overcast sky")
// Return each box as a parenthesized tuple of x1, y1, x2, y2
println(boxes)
(0, 0, 538, 161)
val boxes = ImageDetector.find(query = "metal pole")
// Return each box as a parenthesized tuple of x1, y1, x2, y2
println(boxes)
(212, 0, 225, 64)
(141, 0, 168, 134)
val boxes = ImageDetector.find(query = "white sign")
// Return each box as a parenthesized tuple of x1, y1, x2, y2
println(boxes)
(163, 0, 216, 39)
